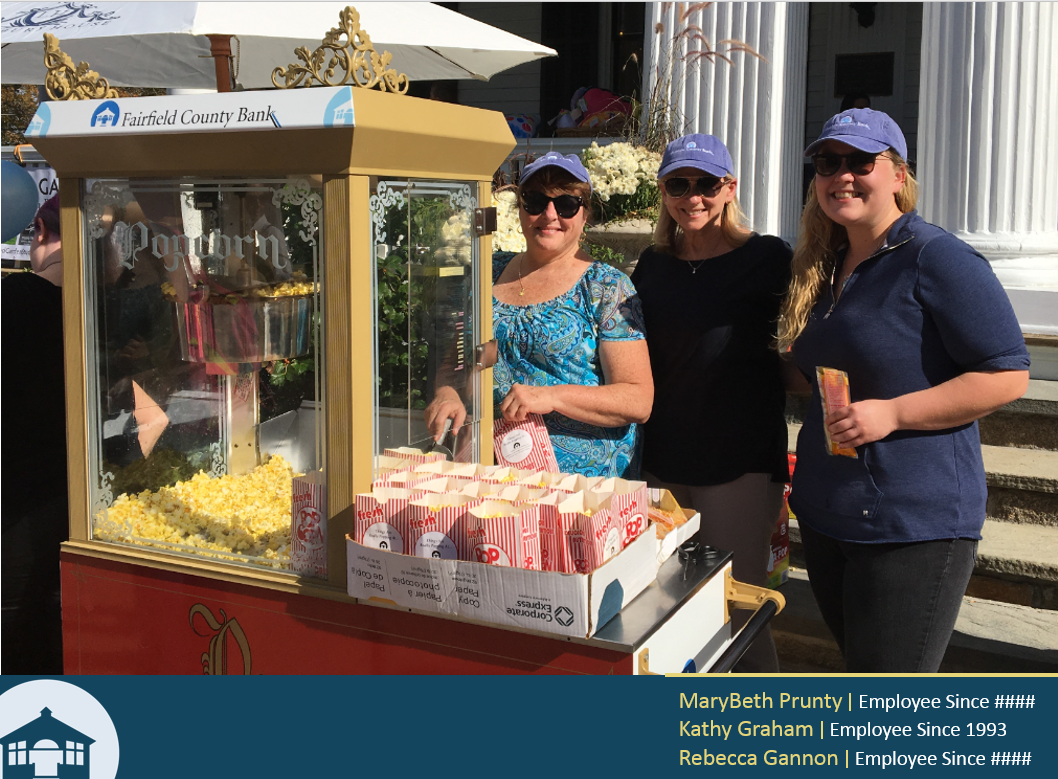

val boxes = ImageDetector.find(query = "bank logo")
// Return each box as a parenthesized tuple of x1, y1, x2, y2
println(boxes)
(90, 101, 120, 128)
(1, 3, 118, 32)
(840, 115, 854, 124)
(324, 88, 355, 127)
(554, 606, 574, 627)
(26, 104, 50, 138)
(0, 680, 119, 779)
(686, 141, 697, 149)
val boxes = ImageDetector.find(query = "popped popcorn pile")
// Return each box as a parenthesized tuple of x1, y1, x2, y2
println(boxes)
(161, 272, 317, 303)
(581, 141, 661, 202)
(491, 190, 527, 253)
(433, 211, 473, 266)
(94, 454, 299, 568)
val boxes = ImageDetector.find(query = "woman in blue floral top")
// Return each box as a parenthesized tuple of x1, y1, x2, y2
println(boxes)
(426, 153, 653, 477)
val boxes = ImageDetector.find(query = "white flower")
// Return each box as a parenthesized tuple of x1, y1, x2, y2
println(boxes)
(492, 190, 526, 253)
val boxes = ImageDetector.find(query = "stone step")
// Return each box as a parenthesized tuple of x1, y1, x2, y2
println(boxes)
(773, 567, 1058, 674)
(787, 379, 1058, 452)
(979, 379, 1058, 451)
(786, 517, 1058, 611)
(786, 423, 1058, 528)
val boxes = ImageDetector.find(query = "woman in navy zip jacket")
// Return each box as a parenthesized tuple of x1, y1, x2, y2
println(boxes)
(777, 109, 1029, 672)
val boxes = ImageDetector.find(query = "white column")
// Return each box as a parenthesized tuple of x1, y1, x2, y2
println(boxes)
(917, 2, 1058, 290)
(643, 2, 809, 242)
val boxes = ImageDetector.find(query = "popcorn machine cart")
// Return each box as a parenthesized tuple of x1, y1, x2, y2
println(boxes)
(32, 35, 781, 677)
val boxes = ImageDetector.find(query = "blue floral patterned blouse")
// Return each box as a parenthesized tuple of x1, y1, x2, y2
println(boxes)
(492, 252, 647, 478)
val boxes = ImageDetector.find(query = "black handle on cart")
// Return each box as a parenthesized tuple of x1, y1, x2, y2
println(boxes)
(706, 598, 780, 673)
(706, 567, 786, 674)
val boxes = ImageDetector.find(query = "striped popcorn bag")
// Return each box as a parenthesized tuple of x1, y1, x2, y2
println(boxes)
(383, 447, 450, 466)
(492, 413, 559, 472)
(354, 488, 421, 555)
(460, 500, 542, 570)
(592, 478, 649, 549)
(291, 471, 327, 579)
(480, 466, 537, 485)
(559, 491, 621, 574)
(415, 475, 477, 495)
(408, 493, 480, 560)
(533, 489, 574, 572)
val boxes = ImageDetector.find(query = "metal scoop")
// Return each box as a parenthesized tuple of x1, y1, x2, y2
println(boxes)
(422, 418, 454, 460)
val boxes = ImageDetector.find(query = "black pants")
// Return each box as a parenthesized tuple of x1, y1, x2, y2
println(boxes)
(799, 520, 976, 673)
(2, 497, 67, 675)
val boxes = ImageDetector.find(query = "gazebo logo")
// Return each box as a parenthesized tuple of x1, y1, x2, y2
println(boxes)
(90, 101, 120, 128)
(1, 707, 94, 778)
(324, 88, 355, 127)
(0, 681, 119, 779)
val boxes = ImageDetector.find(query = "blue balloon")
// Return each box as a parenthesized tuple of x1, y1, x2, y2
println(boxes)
(2, 160, 42, 243)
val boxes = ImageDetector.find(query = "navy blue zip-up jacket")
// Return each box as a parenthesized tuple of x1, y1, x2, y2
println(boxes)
(789, 211, 1029, 543)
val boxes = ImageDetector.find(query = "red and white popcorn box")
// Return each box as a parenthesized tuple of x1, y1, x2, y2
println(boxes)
(408, 493, 479, 560)
(481, 466, 537, 485)
(559, 491, 623, 574)
(291, 471, 327, 578)
(492, 413, 560, 472)
(517, 471, 565, 489)
(459, 500, 542, 570)
(494, 485, 551, 504)
(459, 480, 506, 500)
(415, 475, 477, 495)
(534, 489, 574, 572)
(383, 446, 449, 466)
(413, 460, 458, 477)
(375, 454, 417, 478)
(591, 478, 648, 548)
(376, 469, 452, 491)
(354, 488, 421, 555)
(553, 473, 604, 494)
(446, 462, 489, 480)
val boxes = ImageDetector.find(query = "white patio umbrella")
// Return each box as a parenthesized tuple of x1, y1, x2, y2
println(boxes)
(0, 2, 556, 89)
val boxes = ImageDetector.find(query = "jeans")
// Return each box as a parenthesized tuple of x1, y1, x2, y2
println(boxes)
(799, 520, 977, 673)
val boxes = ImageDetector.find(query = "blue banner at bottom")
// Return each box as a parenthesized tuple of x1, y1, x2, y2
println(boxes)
(0, 675, 1054, 777)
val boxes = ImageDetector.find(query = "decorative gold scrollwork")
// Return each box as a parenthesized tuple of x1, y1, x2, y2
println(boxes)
(272, 5, 409, 94)
(189, 604, 253, 675)
(43, 33, 118, 101)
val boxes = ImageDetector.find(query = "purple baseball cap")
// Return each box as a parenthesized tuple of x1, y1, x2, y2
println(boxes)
(804, 108, 908, 160)
(658, 134, 734, 179)
(519, 152, 592, 193)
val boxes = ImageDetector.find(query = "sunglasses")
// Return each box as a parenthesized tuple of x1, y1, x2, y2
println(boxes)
(520, 191, 585, 219)
(811, 151, 887, 177)
(662, 176, 725, 198)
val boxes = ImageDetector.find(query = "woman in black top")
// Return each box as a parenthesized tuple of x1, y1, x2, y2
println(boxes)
(631, 134, 792, 672)
(1, 194, 67, 673)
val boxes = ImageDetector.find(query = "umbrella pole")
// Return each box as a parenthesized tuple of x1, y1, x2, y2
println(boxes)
(207, 35, 234, 92)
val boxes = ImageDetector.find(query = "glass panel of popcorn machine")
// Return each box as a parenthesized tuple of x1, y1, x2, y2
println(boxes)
(371, 180, 480, 468)
(82, 177, 326, 574)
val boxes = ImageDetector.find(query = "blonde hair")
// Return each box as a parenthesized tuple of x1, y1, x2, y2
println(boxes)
(775, 151, 918, 353)
(653, 178, 751, 254)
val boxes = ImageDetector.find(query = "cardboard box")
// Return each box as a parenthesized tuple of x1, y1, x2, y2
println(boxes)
(346, 520, 660, 638)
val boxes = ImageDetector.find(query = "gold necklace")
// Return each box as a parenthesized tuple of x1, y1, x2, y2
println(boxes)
(517, 254, 527, 296)
(684, 230, 724, 274)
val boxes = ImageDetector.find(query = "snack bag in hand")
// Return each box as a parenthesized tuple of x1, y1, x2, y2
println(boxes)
(816, 366, 858, 458)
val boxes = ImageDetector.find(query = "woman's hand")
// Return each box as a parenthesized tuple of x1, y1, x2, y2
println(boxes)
(500, 383, 556, 423)
(424, 385, 466, 441)
(826, 399, 899, 447)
